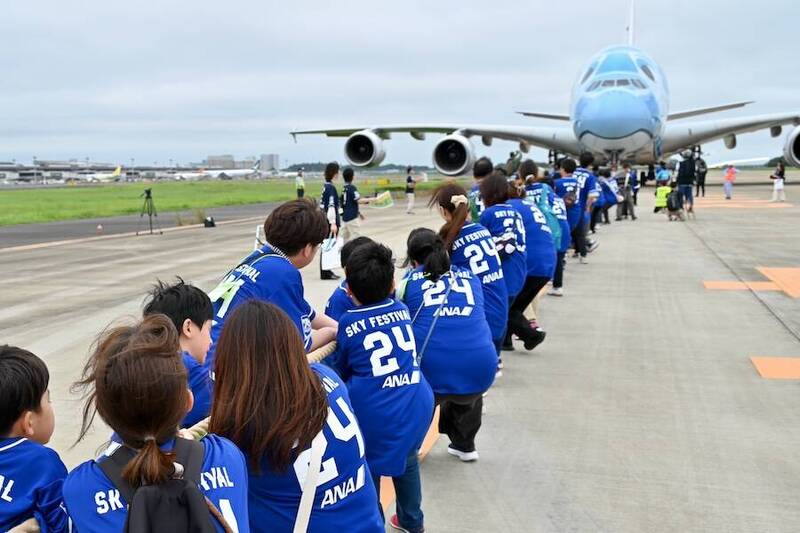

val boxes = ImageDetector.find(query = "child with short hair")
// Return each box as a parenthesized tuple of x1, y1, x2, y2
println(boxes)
(324, 236, 374, 322)
(0, 345, 69, 533)
(340, 167, 371, 243)
(64, 315, 250, 532)
(334, 243, 434, 533)
(143, 278, 214, 427)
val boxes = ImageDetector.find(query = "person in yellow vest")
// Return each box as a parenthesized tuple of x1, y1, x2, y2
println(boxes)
(654, 181, 671, 214)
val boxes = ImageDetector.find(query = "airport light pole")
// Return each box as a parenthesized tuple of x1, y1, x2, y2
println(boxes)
(131, 157, 135, 180)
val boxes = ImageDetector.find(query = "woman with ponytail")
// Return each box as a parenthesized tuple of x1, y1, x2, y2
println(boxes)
(64, 314, 250, 532)
(398, 229, 496, 462)
(430, 183, 508, 374)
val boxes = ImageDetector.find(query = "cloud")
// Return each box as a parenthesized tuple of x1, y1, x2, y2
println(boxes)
(1, 0, 797, 165)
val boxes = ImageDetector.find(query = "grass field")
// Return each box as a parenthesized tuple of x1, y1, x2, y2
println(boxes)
(0, 174, 465, 226)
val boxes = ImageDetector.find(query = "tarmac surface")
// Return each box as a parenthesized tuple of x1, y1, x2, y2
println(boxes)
(0, 202, 280, 248)
(1, 184, 799, 532)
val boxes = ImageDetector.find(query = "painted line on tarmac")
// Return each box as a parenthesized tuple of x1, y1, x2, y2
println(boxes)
(0, 216, 265, 254)
(703, 268, 800, 298)
(703, 280, 781, 292)
(750, 357, 800, 379)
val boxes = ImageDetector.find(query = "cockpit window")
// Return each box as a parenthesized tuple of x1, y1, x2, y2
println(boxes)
(631, 79, 646, 89)
(616, 79, 630, 86)
(601, 80, 615, 87)
(640, 64, 655, 81)
(596, 53, 638, 73)
(588, 80, 602, 91)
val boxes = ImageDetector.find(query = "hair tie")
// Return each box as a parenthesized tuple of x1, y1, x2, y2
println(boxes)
(450, 195, 468, 207)
(143, 436, 156, 443)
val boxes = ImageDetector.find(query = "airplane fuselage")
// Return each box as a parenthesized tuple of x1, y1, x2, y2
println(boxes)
(570, 45, 669, 164)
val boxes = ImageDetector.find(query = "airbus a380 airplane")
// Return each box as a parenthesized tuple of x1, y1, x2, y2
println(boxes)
(291, 7, 800, 175)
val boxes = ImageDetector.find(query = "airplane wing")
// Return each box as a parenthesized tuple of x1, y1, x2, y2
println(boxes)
(515, 111, 571, 121)
(291, 124, 582, 155)
(667, 101, 753, 121)
(662, 112, 800, 154)
(706, 157, 770, 169)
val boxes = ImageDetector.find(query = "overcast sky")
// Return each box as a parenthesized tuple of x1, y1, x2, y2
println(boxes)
(1, 0, 797, 166)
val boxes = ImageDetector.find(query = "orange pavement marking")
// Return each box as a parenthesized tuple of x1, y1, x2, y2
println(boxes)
(758, 268, 800, 298)
(750, 357, 800, 379)
(380, 407, 440, 512)
(703, 280, 781, 291)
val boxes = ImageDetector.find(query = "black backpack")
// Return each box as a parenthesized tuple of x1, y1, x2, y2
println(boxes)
(667, 190, 682, 211)
(100, 438, 231, 533)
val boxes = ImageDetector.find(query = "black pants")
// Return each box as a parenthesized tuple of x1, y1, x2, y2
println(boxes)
(297, 189, 305, 198)
(436, 392, 484, 453)
(571, 219, 587, 257)
(590, 205, 603, 232)
(632, 189, 638, 205)
(508, 275, 550, 340)
(553, 251, 565, 288)
(695, 178, 705, 197)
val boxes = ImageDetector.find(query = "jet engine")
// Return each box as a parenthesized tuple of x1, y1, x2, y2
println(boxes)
(783, 125, 800, 167)
(432, 134, 476, 176)
(344, 130, 386, 167)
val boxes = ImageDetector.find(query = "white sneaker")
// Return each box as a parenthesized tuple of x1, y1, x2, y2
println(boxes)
(579, 256, 588, 264)
(447, 444, 479, 462)
(548, 287, 563, 297)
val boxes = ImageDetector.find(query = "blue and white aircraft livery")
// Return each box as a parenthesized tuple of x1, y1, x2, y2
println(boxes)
(292, 2, 800, 171)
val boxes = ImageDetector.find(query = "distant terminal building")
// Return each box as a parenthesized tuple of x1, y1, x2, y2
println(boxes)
(237, 157, 257, 169)
(261, 153, 280, 171)
(207, 154, 235, 169)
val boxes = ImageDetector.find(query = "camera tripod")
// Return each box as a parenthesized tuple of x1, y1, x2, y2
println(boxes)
(136, 188, 163, 235)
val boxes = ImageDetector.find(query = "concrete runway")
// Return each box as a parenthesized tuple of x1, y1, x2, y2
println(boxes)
(1, 185, 799, 532)
(0, 202, 280, 248)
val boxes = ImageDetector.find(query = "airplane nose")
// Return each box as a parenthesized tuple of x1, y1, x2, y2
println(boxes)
(575, 91, 655, 140)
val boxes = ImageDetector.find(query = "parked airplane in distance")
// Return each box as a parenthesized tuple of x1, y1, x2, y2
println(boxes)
(173, 161, 260, 180)
(291, 3, 800, 175)
(73, 166, 122, 182)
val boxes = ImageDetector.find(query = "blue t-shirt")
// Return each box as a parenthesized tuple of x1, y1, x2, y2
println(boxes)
(551, 197, 572, 253)
(63, 435, 250, 533)
(0, 438, 68, 533)
(525, 182, 555, 206)
(324, 281, 356, 322)
(479, 204, 527, 298)
(398, 267, 496, 395)
(246, 364, 383, 533)
(183, 351, 213, 428)
(554, 176, 582, 229)
(450, 223, 508, 341)
(208, 245, 316, 368)
(341, 184, 360, 223)
(507, 199, 556, 279)
(320, 182, 340, 226)
(574, 167, 598, 213)
(334, 299, 434, 476)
